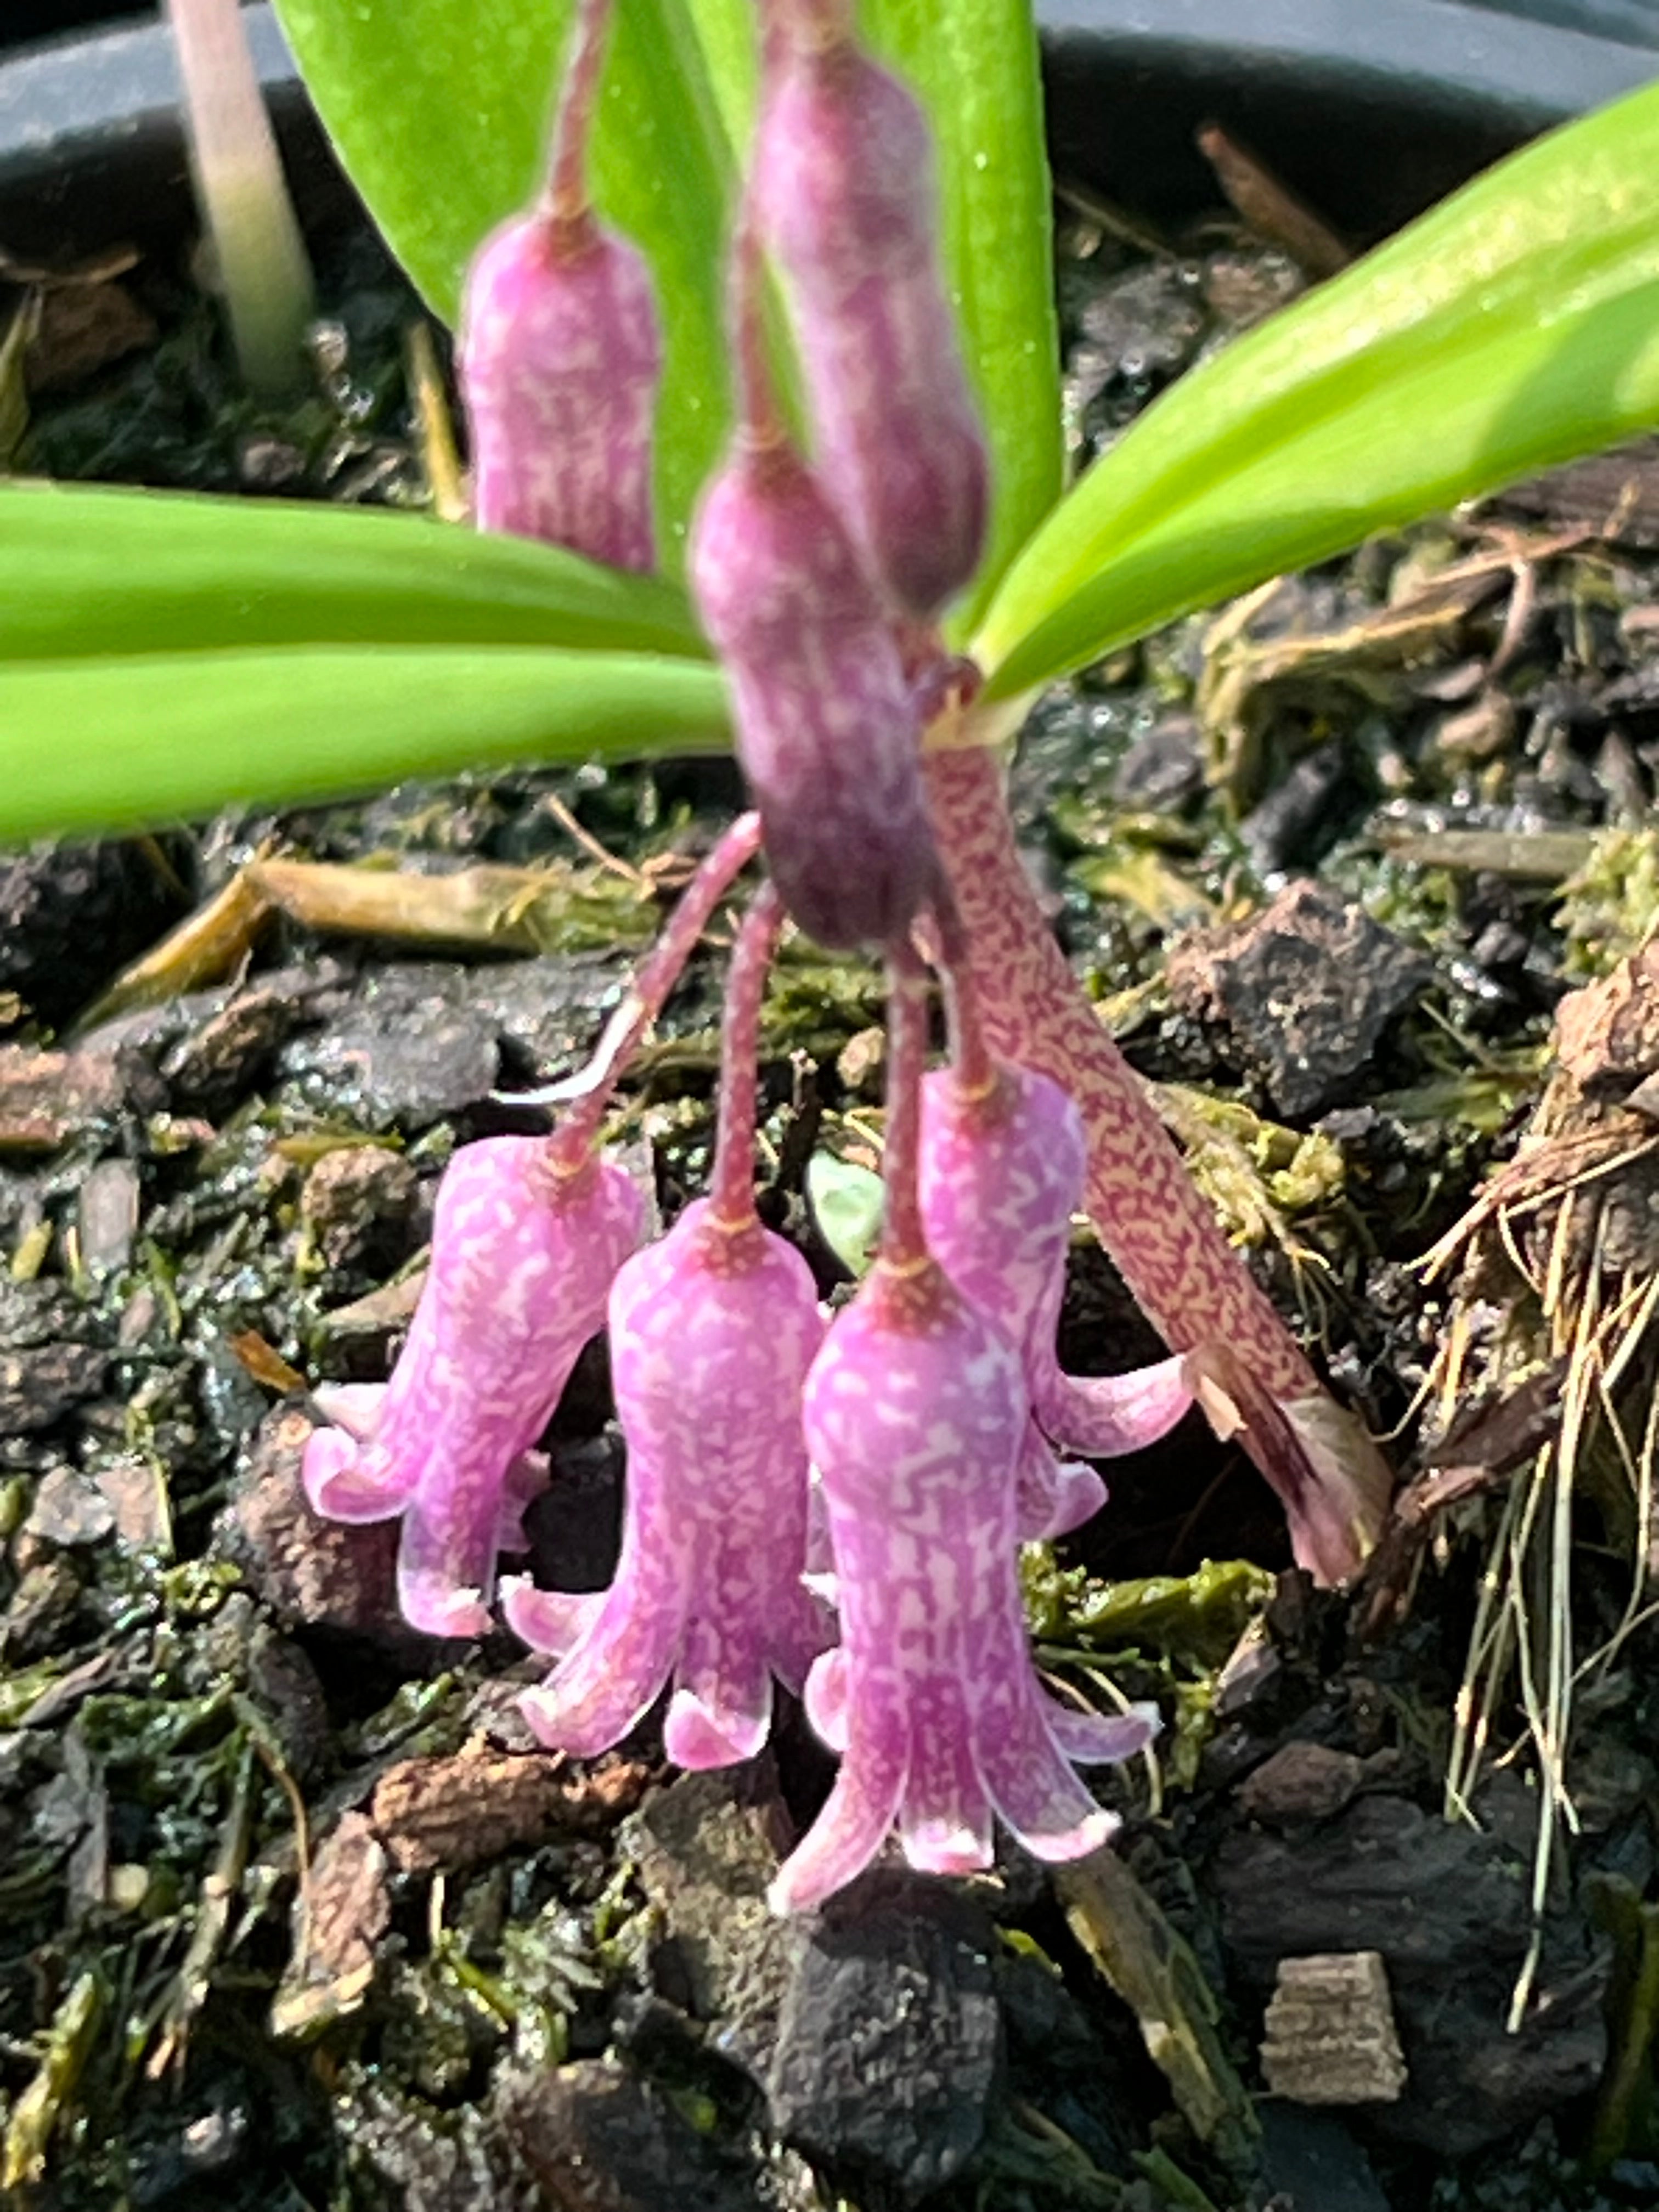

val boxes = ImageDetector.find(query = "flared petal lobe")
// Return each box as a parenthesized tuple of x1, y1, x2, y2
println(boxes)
(302, 1138, 644, 1637)
(514, 1201, 830, 1761)
(770, 1263, 1154, 1914)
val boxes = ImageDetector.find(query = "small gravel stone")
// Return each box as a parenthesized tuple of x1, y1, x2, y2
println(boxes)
(766, 1870, 1002, 2197)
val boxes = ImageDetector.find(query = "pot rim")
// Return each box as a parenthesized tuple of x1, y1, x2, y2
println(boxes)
(1, 0, 1655, 260)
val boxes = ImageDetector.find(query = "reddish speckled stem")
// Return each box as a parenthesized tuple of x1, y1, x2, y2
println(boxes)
(879, 945, 931, 1271)
(544, 0, 614, 234)
(551, 812, 762, 1167)
(710, 881, 785, 1226)
(923, 744, 1391, 1584)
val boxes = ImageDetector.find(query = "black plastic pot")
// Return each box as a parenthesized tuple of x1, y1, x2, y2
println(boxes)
(2, 1, 1657, 273)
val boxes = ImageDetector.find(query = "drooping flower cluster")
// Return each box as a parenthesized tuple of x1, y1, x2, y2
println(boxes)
(299, 0, 1386, 1916)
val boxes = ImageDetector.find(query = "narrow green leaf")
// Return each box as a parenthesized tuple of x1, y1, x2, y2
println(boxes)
(0, 482, 709, 663)
(977, 78, 1659, 699)
(681, 0, 761, 153)
(859, 0, 1060, 633)
(270, 0, 734, 569)
(0, 648, 729, 844)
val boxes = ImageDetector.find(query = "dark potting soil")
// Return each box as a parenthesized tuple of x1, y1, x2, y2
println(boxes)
(6, 109, 1659, 2212)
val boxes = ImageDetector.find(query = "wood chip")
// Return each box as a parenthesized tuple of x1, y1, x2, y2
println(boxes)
(369, 1748, 651, 1876)
(1260, 1950, 1408, 2106)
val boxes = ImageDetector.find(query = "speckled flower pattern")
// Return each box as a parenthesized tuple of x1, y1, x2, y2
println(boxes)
(459, 213, 661, 571)
(918, 1060, 1192, 1535)
(770, 1265, 1156, 1915)
(302, 1137, 643, 1638)
(509, 1200, 831, 1766)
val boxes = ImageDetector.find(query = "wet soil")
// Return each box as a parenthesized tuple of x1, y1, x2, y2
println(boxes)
(7, 119, 1659, 2212)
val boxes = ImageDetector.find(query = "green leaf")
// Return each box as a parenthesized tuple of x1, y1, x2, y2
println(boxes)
(859, 0, 1060, 633)
(976, 78, 1659, 699)
(806, 1152, 883, 1278)
(0, 482, 709, 663)
(0, 647, 730, 844)
(270, 0, 735, 571)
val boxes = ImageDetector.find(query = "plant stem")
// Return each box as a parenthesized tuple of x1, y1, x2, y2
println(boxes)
(550, 811, 763, 1170)
(924, 743, 1391, 1584)
(164, 0, 315, 400)
(878, 943, 930, 1271)
(543, 0, 615, 237)
(709, 880, 785, 1227)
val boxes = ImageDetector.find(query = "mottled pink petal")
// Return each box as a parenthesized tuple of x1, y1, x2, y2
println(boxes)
(519, 1516, 687, 1754)
(775, 1258, 1144, 1911)
(803, 1645, 851, 1753)
(1043, 1700, 1159, 1768)
(1015, 1426, 1107, 1543)
(516, 1202, 828, 1759)
(767, 1708, 907, 1916)
(302, 1421, 415, 1525)
(303, 1136, 644, 1637)
(899, 1671, 995, 1877)
(1040, 1353, 1193, 1460)
(308, 1383, 387, 1438)
(499, 1579, 605, 1658)
(919, 1063, 1193, 1491)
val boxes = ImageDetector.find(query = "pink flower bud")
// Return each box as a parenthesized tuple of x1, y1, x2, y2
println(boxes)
(753, 38, 988, 619)
(690, 437, 938, 947)
(302, 1136, 644, 1637)
(918, 1061, 1192, 1523)
(509, 1200, 830, 1763)
(459, 211, 662, 571)
(770, 1262, 1154, 1914)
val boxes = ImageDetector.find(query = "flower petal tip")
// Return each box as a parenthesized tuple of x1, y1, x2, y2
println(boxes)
(398, 1577, 492, 1641)
(300, 1426, 413, 1525)
(663, 1687, 768, 1771)
(1017, 1808, 1121, 1865)
(502, 1579, 603, 1658)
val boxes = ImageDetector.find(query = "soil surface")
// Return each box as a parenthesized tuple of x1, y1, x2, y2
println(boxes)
(7, 111, 1659, 2212)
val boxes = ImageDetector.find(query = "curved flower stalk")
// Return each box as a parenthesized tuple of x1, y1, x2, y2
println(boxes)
(922, 743, 1392, 1587)
(458, 0, 661, 568)
(511, 884, 831, 1764)
(919, 1052, 1192, 1538)
(303, 1137, 644, 1637)
(302, 815, 764, 1636)
(771, 961, 1155, 1914)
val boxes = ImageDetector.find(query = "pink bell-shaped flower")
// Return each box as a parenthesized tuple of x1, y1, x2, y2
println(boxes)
(510, 881, 830, 1764)
(770, 1257, 1155, 1914)
(457, 0, 662, 571)
(511, 1199, 830, 1764)
(919, 1059, 1193, 1536)
(302, 1136, 644, 1637)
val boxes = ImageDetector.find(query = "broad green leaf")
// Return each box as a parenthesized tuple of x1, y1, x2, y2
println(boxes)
(859, 0, 1060, 634)
(977, 77, 1659, 700)
(270, 0, 735, 570)
(0, 483, 709, 663)
(0, 648, 729, 844)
